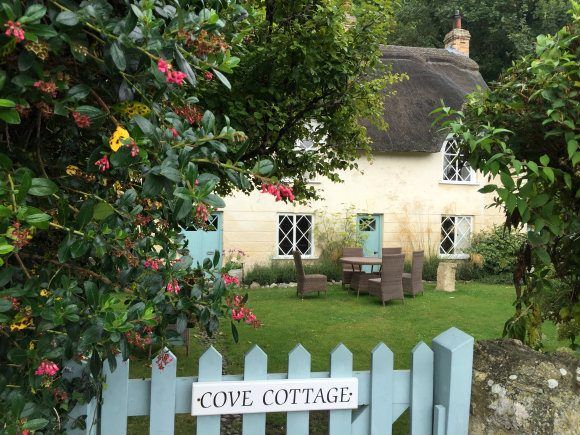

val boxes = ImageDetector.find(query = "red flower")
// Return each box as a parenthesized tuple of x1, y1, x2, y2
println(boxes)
(35, 360, 60, 376)
(261, 183, 295, 202)
(166, 70, 187, 86)
(166, 279, 181, 294)
(169, 127, 179, 138)
(157, 58, 171, 74)
(33, 80, 58, 97)
(4, 21, 25, 42)
(72, 111, 91, 128)
(204, 71, 214, 81)
(94, 155, 110, 172)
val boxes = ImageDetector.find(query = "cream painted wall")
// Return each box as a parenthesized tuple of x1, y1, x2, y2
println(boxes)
(221, 151, 504, 267)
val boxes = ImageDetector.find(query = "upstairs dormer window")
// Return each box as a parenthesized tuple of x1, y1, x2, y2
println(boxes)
(442, 137, 475, 183)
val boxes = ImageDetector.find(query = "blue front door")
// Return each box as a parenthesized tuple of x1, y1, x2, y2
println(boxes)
(182, 213, 223, 268)
(357, 214, 382, 273)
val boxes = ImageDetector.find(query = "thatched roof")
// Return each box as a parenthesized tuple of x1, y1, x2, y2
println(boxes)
(365, 45, 486, 153)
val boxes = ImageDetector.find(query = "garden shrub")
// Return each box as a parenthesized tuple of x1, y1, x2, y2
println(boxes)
(467, 226, 526, 276)
(244, 260, 342, 285)
(315, 208, 365, 263)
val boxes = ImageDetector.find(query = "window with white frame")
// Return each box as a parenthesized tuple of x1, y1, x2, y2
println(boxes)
(439, 216, 472, 258)
(442, 137, 475, 183)
(277, 214, 314, 257)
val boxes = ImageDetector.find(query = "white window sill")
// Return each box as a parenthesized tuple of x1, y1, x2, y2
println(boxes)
(273, 255, 318, 260)
(439, 180, 479, 186)
(439, 254, 469, 260)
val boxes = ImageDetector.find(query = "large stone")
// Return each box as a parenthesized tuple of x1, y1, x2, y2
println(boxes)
(470, 339, 579, 435)
(436, 261, 457, 292)
(249, 281, 260, 289)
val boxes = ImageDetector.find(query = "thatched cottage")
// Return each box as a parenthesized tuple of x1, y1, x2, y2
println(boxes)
(184, 18, 504, 268)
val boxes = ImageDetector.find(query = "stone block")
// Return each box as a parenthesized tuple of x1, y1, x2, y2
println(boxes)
(436, 262, 457, 292)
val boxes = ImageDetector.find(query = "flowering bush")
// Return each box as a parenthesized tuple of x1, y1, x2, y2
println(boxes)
(0, 1, 287, 432)
(222, 249, 247, 272)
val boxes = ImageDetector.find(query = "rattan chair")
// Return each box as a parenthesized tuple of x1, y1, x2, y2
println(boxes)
(368, 254, 405, 306)
(382, 247, 402, 256)
(342, 247, 363, 289)
(293, 251, 327, 299)
(403, 251, 424, 297)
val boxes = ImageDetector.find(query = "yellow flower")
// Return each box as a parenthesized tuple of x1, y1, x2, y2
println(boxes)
(66, 165, 81, 176)
(109, 126, 130, 152)
(10, 315, 33, 331)
(29, 341, 35, 350)
(40, 289, 50, 297)
(117, 101, 151, 118)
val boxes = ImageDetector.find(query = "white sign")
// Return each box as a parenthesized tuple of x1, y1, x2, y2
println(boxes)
(191, 378, 358, 416)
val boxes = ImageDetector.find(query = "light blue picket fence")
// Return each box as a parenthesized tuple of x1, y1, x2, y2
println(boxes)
(67, 327, 473, 435)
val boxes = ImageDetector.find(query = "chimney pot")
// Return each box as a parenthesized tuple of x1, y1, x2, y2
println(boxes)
(453, 10, 462, 29)
(444, 10, 470, 57)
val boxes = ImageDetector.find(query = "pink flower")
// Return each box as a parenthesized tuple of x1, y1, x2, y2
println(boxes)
(169, 128, 179, 138)
(261, 183, 294, 202)
(127, 140, 139, 157)
(72, 111, 91, 128)
(4, 21, 25, 42)
(157, 58, 171, 74)
(166, 279, 181, 294)
(33, 80, 58, 97)
(166, 70, 187, 86)
(223, 273, 240, 286)
(94, 155, 110, 172)
(204, 71, 214, 81)
(144, 258, 160, 271)
(195, 203, 209, 222)
(231, 308, 244, 320)
(35, 360, 60, 377)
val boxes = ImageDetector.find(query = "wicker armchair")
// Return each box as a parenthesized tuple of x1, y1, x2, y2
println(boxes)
(342, 247, 363, 289)
(293, 251, 327, 299)
(403, 251, 424, 297)
(368, 254, 405, 306)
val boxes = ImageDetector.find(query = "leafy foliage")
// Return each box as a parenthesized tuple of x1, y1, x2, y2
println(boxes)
(436, 2, 579, 348)
(391, 0, 571, 80)
(243, 260, 342, 285)
(315, 208, 366, 263)
(467, 226, 527, 276)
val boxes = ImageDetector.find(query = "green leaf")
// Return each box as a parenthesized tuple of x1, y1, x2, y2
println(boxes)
(535, 248, 551, 265)
(175, 49, 197, 86)
(231, 321, 239, 343)
(567, 139, 578, 159)
(25, 213, 51, 229)
(543, 167, 555, 183)
(133, 115, 155, 135)
(67, 84, 91, 101)
(22, 418, 48, 430)
(202, 110, 215, 132)
(70, 240, 90, 258)
(93, 202, 114, 220)
(160, 166, 181, 183)
(526, 161, 538, 174)
(478, 184, 496, 194)
(0, 70, 6, 91)
(23, 23, 56, 38)
(0, 99, 16, 108)
(0, 109, 21, 124)
(254, 159, 274, 175)
(21, 4, 46, 23)
(29, 178, 57, 196)
(0, 244, 14, 255)
(76, 201, 95, 229)
(110, 42, 126, 71)
(539, 155, 549, 166)
(212, 68, 231, 90)
(0, 298, 13, 312)
(75, 105, 104, 119)
(203, 194, 225, 208)
(130, 4, 144, 18)
(56, 11, 79, 26)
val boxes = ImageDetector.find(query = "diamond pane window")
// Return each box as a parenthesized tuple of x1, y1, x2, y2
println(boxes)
(442, 138, 474, 183)
(277, 214, 313, 256)
(439, 216, 472, 258)
(358, 217, 376, 232)
(184, 214, 219, 231)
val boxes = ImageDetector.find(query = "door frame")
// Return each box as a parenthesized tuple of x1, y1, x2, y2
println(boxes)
(356, 213, 383, 257)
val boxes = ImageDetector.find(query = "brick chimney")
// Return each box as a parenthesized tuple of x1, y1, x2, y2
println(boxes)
(444, 10, 470, 57)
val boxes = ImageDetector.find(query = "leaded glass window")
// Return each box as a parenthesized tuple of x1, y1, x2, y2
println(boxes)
(442, 138, 474, 183)
(277, 214, 313, 256)
(439, 216, 472, 258)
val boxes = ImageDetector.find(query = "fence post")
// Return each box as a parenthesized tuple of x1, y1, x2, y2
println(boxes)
(287, 344, 311, 435)
(150, 348, 177, 435)
(432, 327, 474, 435)
(242, 345, 268, 435)
(101, 354, 129, 434)
(370, 342, 393, 435)
(329, 343, 353, 435)
(64, 360, 98, 435)
(197, 346, 222, 435)
(409, 342, 433, 435)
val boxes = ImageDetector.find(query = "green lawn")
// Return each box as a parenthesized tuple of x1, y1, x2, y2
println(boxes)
(128, 282, 564, 434)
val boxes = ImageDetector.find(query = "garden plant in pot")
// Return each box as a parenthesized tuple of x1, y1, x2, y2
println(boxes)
(222, 249, 247, 283)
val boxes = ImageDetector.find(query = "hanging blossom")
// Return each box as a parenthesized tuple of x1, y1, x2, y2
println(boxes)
(144, 258, 160, 271)
(227, 294, 261, 328)
(126, 139, 139, 157)
(35, 360, 60, 377)
(33, 80, 58, 97)
(261, 183, 295, 202)
(94, 155, 110, 172)
(157, 59, 187, 86)
(166, 279, 181, 294)
(195, 203, 209, 223)
(4, 21, 25, 41)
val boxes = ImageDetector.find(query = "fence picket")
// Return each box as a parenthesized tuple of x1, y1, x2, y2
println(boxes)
(101, 355, 129, 434)
(150, 349, 177, 435)
(433, 327, 474, 435)
(286, 344, 311, 435)
(242, 345, 268, 435)
(197, 346, 223, 435)
(64, 360, 98, 435)
(329, 344, 353, 435)
(410, 342, 434, 435)
(432, 405, 446, 435)
(370, 343, 393, 435)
